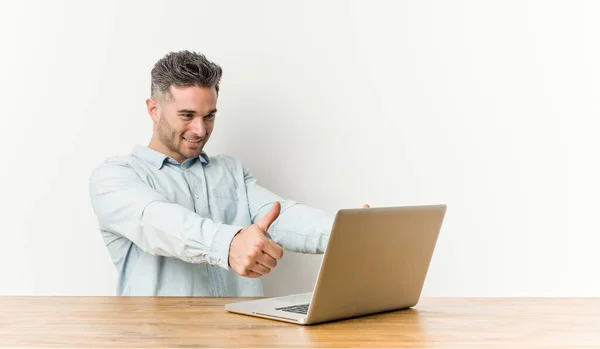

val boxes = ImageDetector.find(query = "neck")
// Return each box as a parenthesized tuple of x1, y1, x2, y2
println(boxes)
(148, 136, 185, 163)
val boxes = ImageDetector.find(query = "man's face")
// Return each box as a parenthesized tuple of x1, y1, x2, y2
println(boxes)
(147, 85, 217, 163)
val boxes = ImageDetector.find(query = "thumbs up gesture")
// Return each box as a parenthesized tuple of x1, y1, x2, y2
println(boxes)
(228, 201, 284, 278)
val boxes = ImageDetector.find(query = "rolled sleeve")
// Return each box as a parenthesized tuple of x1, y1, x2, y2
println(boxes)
(208, 223, 243, 269)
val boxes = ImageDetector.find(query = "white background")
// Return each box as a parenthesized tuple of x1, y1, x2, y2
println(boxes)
(0, 0, 598, 297)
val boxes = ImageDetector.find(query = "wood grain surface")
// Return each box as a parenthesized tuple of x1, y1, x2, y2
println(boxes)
(1, 297, 599, 348)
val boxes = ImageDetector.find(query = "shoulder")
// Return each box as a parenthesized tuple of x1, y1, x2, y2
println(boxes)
(89, 154, 144, 183)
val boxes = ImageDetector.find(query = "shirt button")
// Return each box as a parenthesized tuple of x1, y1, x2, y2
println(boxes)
(195, 194, 199, 199)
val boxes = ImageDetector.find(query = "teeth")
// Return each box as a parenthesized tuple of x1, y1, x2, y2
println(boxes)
(185, 138, 201, 143)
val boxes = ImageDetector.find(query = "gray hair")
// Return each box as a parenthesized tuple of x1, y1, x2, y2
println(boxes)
(150, 50, 223, 102)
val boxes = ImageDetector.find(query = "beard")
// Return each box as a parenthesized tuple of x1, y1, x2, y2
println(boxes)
(157, 116, 205, 161)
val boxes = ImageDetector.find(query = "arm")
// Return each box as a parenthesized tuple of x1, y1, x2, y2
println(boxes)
(88, 161, 243, 270)
(243, 166, 335, 254)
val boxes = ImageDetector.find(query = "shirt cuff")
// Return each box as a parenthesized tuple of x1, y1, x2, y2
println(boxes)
(209, 223, 244, 270)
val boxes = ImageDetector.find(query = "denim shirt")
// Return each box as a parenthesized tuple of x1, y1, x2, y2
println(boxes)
(89, 145, 334, 296)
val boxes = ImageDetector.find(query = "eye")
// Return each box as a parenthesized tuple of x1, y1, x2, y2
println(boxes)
(180, 113, 194, 119)
(205, 114, 216, 120)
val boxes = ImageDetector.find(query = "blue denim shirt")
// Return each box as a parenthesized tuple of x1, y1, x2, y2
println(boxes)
(89, 145, 334, 296)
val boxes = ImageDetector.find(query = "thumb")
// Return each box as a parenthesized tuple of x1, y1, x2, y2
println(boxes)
(255, 201, 281, 233)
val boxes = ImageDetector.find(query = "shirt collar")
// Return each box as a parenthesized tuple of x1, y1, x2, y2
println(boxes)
(132, 144, 210, 169)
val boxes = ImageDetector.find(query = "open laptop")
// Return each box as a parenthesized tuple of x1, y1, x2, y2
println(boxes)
(225, 204, 447, 325)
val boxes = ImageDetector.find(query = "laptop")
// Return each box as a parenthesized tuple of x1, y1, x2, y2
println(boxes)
(225, 204, 447, 325)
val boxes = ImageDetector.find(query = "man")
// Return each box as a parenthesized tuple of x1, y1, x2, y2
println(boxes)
(89, 50, 368, 296)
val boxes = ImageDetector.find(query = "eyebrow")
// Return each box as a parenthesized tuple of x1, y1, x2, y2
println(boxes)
(177, 109, 217, 116)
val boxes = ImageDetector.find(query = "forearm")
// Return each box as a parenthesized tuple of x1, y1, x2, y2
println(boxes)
(138, 201, 243, 268)
(266, 201, 335, 254)
(243, 164, 335, 254)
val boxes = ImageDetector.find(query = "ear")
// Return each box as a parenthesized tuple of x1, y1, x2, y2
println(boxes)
(146, 98, 160, 124)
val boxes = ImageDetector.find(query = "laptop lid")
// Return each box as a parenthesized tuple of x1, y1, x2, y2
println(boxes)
(305, 204, 447, 324)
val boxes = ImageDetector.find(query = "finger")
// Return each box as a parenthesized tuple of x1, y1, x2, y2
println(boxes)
(249, 261, 271, 275)
(244, 270, 262, 278)
(362, 204, 370, 208)
(233, 262, 262, 278)
(257, 251, 278, 269)
(262, 240, 284, 260)
(255, 201, 281, 233)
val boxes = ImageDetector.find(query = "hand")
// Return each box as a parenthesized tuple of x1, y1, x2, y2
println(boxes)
(362, 204, 370, 208)
(228, 201, 284, 278)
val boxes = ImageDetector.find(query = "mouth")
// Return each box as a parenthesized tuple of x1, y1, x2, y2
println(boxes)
(183, 137, 203, 144)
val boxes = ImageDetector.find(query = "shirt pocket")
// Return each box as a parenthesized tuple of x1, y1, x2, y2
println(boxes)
(211, 185, 240, 224)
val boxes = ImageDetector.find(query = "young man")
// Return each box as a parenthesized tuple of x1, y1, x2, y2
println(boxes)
(89, 50, 368, 296)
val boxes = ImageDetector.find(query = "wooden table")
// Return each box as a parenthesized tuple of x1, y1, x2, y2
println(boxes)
(1, 297, 599, 348)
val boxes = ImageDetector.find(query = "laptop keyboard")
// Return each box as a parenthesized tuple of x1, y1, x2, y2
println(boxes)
(275, 303, 310, 315)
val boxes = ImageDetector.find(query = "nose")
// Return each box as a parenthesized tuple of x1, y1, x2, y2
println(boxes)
(190, 117, 207, 138)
